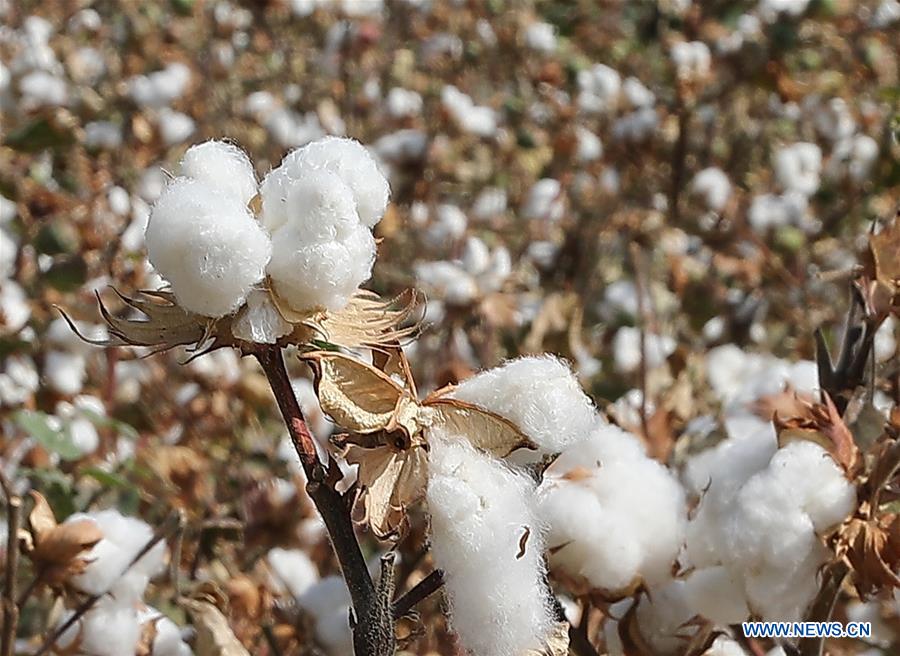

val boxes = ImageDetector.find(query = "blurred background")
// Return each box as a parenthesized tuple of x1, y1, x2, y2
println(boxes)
(0, 0, 899, 654)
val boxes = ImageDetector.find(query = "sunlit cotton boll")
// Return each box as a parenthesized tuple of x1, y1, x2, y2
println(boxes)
(138, 607, 193, 656)
(128, 62, 191, 108)
(537, 423, 687, 593)
(145, 178, 271, 317)
(774, 142, 822, 197)
(268, 224, 375, 311)
(66, 509, 166, 602)
(180, 140, 257, 206)
(56, 598, 141, 656)
(577, 64, 621, 114)
(691, 167, 731, 212)
(524, 21, 557, 53)
(450, 355, 596, 458)
(427, 435, 555, 656)
(671, 41, 711, 80)
(267, 547, 320, 598)
(441, 85, 498, 137)
(263, 136, 390, 229)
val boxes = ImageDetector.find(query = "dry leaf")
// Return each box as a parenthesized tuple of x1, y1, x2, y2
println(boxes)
(423, 398, 536, 458)
(838, 514, 900, 597)
(182, 597, 251, 656)
(26, 491, 103, 588)
(773, 393, 860, 475)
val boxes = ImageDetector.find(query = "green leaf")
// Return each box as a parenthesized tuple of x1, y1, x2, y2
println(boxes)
(14, 410, 82, 460)
(80, 466, 133, 490)
(3, 118, 75, 153)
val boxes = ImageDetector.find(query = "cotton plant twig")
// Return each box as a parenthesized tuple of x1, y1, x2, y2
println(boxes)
(253, 346, 392, 656)
(391, 568, 444, 620)
(1, 483, 21, 656)
(34, 511, 181, 656)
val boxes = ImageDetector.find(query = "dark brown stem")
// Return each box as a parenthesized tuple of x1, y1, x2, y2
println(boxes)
(798, 560, 849, 656)
(568, 602, 600, 656)
(391, 569, 444, 620)
(1, 494, 21, 656)
(253, 347, 382, 656)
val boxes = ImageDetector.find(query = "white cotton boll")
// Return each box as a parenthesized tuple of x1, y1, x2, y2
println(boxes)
(67, 46, 105, 84)
(814, 98, 856, 142)
(19, 70, 68, 109)
(441, 85, 498, 137)
(423, 204, 467, 247)
(414, 261, 478, 305)
(462, 236, 491, 276)
(612, 107, 659, 141)
(577, 64, 621, 114)
(268, 225, 375, 312)
(747, 192, 808, 232)
(538, 424, 687, 592)
(44, 350, 87, 396)
(703, 636, 748, 656)
(128, 63, 191, 108)
(68, 416, 100, 455)
(68, 509, 166, 602)
(527, 241, 559, 270)
(671, 41, 711, 80)
(523, 178, 564, 222)
(232, 289, 292, 344)
(282, 169, 360, 243)
(145, 178, 271, 317)
(683, 566, 750, 625)
(180, 140, 257, 206)
(875, 316, 896, 363)
(265, 108, 325, 149)
(0, 281, 30, 334)
(450, 355, 596, 458)
(691, 167, 731, 212)
(157, 109, 196, 146)
(634, 580, 696, 655)
(774, 142, 822, 197)
(386, 87, 423, 118)
(480, 247, 512, 294)
(613, 327, 676, 374)
(268, 547, 320, 598)
(427, 436, 555, 656)
(56, 599, 141, 656)
(524, 21, 557, 53)
(0, 354, 38, 406)
(108, 186, 130, 216)
(871, 0, 900, 26)
(69, 8, 102, 33)
(276, 136, 390, 228)
(0, 195, 15, 224)
(187, 347, 241, 386)
(828, 134, 879, 183)
(472, 187, 507, 221)
(623, 77, 655, 108)
(373, 129, 428, 163)
(575, 126, 603, 162)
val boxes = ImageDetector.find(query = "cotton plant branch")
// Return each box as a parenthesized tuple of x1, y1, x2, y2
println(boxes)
(1, 471, 21, 656)
(253, 345, 394, 656)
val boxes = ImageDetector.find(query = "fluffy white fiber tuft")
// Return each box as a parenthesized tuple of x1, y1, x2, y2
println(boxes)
(427, 435, 555, 656)
(449, 355, 596, 458)
(180, 140, 257, 206)
(66, 508, 166, 602)
(537, 423, 687, 593)
(145, 177, 271, 317)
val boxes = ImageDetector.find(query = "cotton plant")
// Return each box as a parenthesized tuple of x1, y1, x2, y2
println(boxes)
(414, 236, 512, 307)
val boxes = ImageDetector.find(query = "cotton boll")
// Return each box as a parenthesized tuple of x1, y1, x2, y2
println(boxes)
(386, 87, 423, 118)
(682, 566, 750, 625)
(828, 134, 879, 183)
(613, 327, 676, 373)
(671, 41, 711, 80)
(138, 607, 192, 656)
(232, 289, 292, 344)
(180, 140, 257, 206)
(623, 77, 655, 108)
(774, 142, 822, 197)
(84, 121, 123, 150)
(128, 63, 191, 108)
(44, 350, 87, 396)
(538, 424, 687, 592)
(427, 436, 555, 656)
(449, 355, 596, 457)
(612, 107, 659, 141)
(524, 21, 557, 53)
(747, 192, 808, 232)
(634, 580, 696, 655)
(373, 129, 428, 163)
(145, 178, 271, 317)
(268, 547, 319, 598)
(56, 599, 141, 656)
(472, 187, 508, 221)
(68, 509, 166, 602)
(0, 281, 30, 333)
(296, 575, 353, 655)
(441, 85, 498, 137)
(522, 178, 564, 222)
(157, 109, 196, 146)
(279, 136, 390, 227)
(424, 204, 468, 246)
(577, 64, 621, 114)
(691, 167, 731, 212)
(414, 261, 478, 305)
(268, 225, 374, 312)
(462, 236, 491, 276)
(0, 355, 39, 406)
(282, 169, 360, 243)
(575, 126, 603, 162)
(19, 70, 68, 109)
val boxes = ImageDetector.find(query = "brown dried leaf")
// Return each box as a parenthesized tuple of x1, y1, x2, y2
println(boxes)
(423, 398, 537, 458)
(313, 289, 421, 351)
(345, 443, 428, 539)
(27, 491, 103, 586)
(839, 516, 900, 597)
(773, 393, 860, 475)
(182, 597, 251, 656)
(303, 351, 407, 435)
(869, 212, 900, 293)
